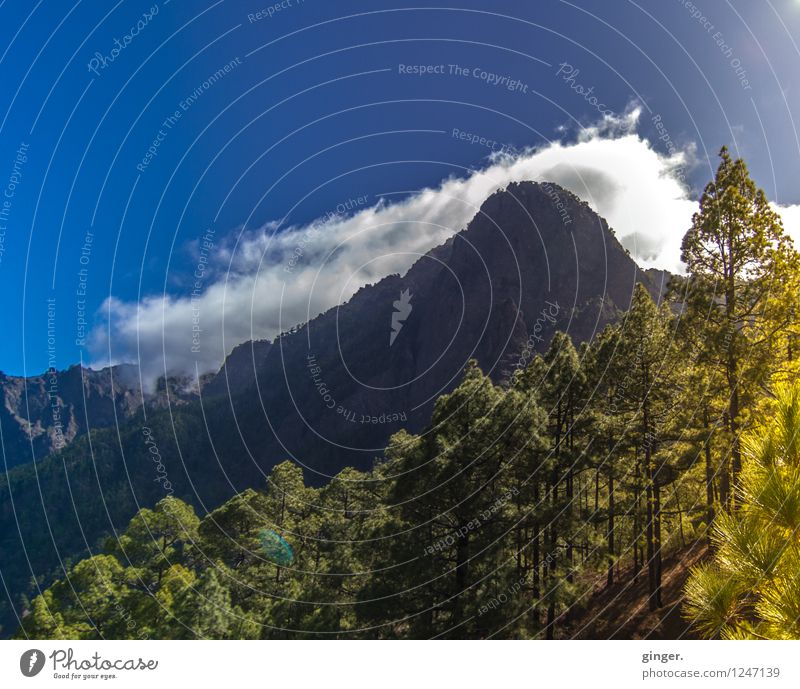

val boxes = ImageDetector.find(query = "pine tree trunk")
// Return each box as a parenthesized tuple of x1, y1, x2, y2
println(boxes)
(646, 481, 655, 607)
(565, 398, 574, 583)
(546, 471, 557, 639)
(453, 532, 469, 623)
(546, 403, 562, 639)
(533, 479, 540, 601)
(633, 451, 641, 583)
(725, 263, 741, 511)
(675, 488, 686, 548)
(653, 481, 663, 608)
(566, 470, 574, 584)
(729, 384, 742, 509)
(703, 406, 716, 536)
(607, 468, 615, 588)
(641, 363, 663, 610)
(719, 410, 731, 510)
(595, 470, 599, 513)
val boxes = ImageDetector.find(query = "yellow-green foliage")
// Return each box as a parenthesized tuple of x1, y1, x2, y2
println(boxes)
(684, 383, 800, 639)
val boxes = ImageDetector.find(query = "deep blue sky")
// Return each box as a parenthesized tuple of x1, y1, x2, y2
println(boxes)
(1, 0, 799, 376)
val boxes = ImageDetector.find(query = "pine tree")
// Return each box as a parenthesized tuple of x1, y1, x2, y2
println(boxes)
(533, 332, 590, 636)
(183, 569, 233, 639)
(612, 284, 684, 609)
(586, 324, 628, 588)
(16, 555, 132, 639)
(107, 496, 200, 589)
(684, 383, 800, 639)
(678, 147, 797, 509)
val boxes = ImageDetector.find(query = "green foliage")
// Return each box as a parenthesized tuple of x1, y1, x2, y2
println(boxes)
(677, 146, 798, 507)
(18, 313, 683, 639)
(16, 296, 800, 640)
(684, 383, 800, 639)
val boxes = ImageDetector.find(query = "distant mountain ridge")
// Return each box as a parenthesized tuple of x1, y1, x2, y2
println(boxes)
(0, 364, 200, 469)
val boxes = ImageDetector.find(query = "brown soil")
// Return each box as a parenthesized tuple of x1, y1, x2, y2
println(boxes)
(563, 540, 709, 639)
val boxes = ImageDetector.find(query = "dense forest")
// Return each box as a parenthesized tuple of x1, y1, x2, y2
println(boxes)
(14, 148, 800, 640)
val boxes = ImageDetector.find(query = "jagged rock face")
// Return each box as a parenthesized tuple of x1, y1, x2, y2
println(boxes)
(0, 364, 142, 467)
(201, 340, 272, 399)
(216, 181, 661, 482)
(0, 363, 202, 468)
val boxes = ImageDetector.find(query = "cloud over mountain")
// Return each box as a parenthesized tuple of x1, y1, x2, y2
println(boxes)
(89, 111, 799, 385)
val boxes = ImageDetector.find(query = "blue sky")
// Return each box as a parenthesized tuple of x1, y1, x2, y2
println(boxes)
(1, 0, 799, 377)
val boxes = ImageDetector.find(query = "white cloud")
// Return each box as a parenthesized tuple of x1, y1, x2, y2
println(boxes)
(87, 110, 723, 384)
(775, 203, 800, 246)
